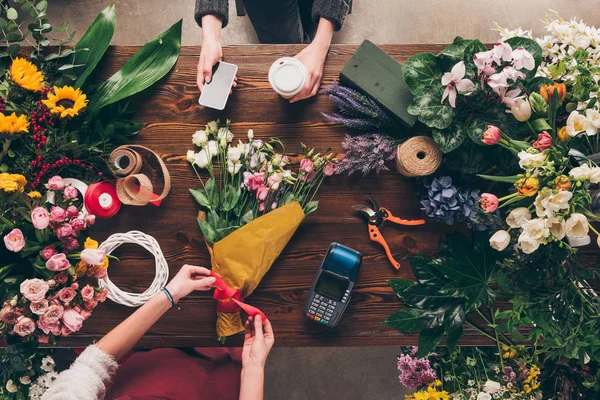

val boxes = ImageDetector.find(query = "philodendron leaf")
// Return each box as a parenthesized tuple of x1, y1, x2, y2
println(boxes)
(383, 308, 426, 333)
(505, 37, 543, 78)
(417, 326, 445, 358)
(402, 52, 442, 95)
(408, 90, 455, 130)
(432, 121, 466, 153)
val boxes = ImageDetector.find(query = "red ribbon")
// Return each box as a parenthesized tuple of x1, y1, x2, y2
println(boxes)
(84, 181, 121, 218)
(210, 271, 267, 320)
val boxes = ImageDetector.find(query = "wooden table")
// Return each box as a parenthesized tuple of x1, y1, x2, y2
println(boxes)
(58, 44, 486, 348)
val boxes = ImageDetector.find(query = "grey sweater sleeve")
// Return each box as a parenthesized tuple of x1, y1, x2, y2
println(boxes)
(312, 0, 351, 31)
(195, 0, 229, 28)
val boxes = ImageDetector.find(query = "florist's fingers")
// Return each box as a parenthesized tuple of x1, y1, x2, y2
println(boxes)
(290, 77, 314, 103)
(191, 276, 216, 291)
(197, 61, 205, 92)
(263, 318, 274, 343)
(254, 314, 264, 337)
(186, 265, 211, 277)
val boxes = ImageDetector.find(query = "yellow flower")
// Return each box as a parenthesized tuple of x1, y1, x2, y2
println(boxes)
(10, 57, 45, 91)
(27, 191, 42, 199)
(75, 261, 88, 278)
(412, 383, 450, 400)
(558, 126, 569, 143)
(84, 237, 99, 249)
(0, 113, 29, 135)
(0, 173, 27, 192)
(42, 86, 88, 118)
(515, 177, 539, 197)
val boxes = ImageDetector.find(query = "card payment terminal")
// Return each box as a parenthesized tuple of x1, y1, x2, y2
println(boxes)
(305, 243, 362, 327)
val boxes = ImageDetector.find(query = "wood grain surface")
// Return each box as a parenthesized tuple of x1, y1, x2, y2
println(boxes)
(53, 44, 498, 348)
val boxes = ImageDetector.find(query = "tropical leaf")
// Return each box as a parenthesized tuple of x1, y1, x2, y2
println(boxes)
(402, 52, 442, 95)
(88, 19, 182, 117)
(383, 308, 426, 333)
(445, 326, 463, 353)
(417, 326, 445, 357)
(408, 90, 455, 130)
(409, 255, 447, 287)
(432, 121, 466, 153)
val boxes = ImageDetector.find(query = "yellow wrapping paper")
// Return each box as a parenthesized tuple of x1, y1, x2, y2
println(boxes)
(205, 201, 305, 338)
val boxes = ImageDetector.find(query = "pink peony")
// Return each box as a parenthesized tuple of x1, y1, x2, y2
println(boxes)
(57, 287, 76, 305)
(50, 206, 66, 222)
(40, 245, 55, 261)
(479, 193, 499, 213)
(80, 248, 106, 266)
(482, 125, 501, 145)
(85, 214, 96, 226)
(300, 158, 314, 173)
(61, 308, 84, 332)
(323, 163, 336, 176)
(533, 131, 552, 150)
(43, 303, 64, 323)
(70, 218, 86, 231)
(83, 298, 98, 311)
(13, 316, 36, 337)
(62, 237, 79, 252)
(0, 307, 21, 324)
(81, 285, 95, 301)
(55, 224, 74, 239)
(30, 300, 49, 315)
(256, 185, 269, 201)
(20, 278, 49, 302)
(54, 271, 69, 284)
(3, 228, 25, 252)
(95, 288, 108, 303)
(46, 253, 71, 272)
(63, 185, 78, 200)
(37, 314, 61, 335)
(66, 205, 80, 219)
(31, 207, 50, 230)
(46, 176, 65, 191)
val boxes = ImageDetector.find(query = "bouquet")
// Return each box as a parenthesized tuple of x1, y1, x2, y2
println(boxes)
(187, 120, 335, 338)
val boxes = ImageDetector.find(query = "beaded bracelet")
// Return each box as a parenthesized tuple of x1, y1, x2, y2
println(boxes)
(161, 287, 180, 310)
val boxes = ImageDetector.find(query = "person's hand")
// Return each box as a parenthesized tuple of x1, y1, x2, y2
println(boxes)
(165, 264, 215, 303)
(197, 14, 238, 93)
(242, 315, 275, 369)
(290, 41, 328, 103)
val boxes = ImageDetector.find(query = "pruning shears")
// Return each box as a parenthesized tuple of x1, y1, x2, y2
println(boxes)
(353, 197, 425, 270)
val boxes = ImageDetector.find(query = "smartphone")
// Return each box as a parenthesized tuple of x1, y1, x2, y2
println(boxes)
(199, 61, 238, 110)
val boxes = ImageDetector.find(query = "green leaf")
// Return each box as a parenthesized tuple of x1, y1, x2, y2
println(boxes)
(445, 326, 463, 354)
(466, 117, 488, 145)
(88, 19, 182, 116)
(197, 218, 216, 244)
(387, 278, 415, 300)
(6, 8, 18, 21)
(70, 4, 116, 88)
(444, 301, 466, 330)
(189, 188, 210, 209)
(527, 76, 554, 93)
(432, 121, 466, 153)
(383, 308, 425, 333)
(303, 200, 319, 215)
(241, 210, 254, 225)
(36, 0, 48, 12)
(530, 118, 552, 132)
(402, 52, 442, 95)
(438, 37, 472, 67)
(221, 185, 240, 212)
(0, 17, 7, 30)
(463, 39, 487, 77)
(417, 326, 445, 357)
(408, 90, 455, 130)
(505, 37, 543, 78)
(205, 178, 218, 206)
(409, 255, 446, 287)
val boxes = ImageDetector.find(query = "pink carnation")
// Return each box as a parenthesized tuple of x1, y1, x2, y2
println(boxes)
(81, 285, 95, 301)
(13, 316, 36, 337)
(62, 237, 79, 252)
(85, 214, 96, 226)
(55, 224, 75, 240)
(40, 245, 55, 261)
(50, 206, 66, 222)
(70, 218, 86, 231)
(96, 288, 108, 303)
(83, 298, 98, 311)
(20, 278, 50, 302)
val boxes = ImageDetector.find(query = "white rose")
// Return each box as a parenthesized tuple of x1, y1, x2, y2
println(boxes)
(19, 376, 31, 385)
(193, 150, 209, 168)
(506, 207, 531, 228)
(590, 167, 600, 184)
(483, 380, 501, 394)
(227, 146, 242, 162)
(586, 108, 600, 129)
(566, 213, 589, 238)
(206, 120, 218, 133)
(186, 150, 196, 163)
(477, 393, 492, 400)
(489, 230, 510, 251)
(192, 130, 207, 146)
(207, 140, 218, 158)
(570, 164, 593, 181)
(227, 160, 242, 174)
(247, 129, 254, 140)
(6, 380, 17, 393)
(547, 218, 566, 239)
(518, 150, 545, 170)
(521, 218, 550, 240)
(519, 233, 541, 254)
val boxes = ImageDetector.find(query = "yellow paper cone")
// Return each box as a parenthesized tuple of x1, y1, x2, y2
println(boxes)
(206, 201, 305, 338)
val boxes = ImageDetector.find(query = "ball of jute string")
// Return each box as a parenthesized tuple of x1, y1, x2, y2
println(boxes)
(395, 136, 442, 177)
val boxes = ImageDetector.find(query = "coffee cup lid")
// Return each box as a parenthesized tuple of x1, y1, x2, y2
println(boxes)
(567, 235, 591, 247)
(269, 58, 306, 93)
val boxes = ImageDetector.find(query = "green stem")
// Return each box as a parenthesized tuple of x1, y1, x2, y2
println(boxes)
(491, 308, 505, 372)
(0, 138, 12, 163)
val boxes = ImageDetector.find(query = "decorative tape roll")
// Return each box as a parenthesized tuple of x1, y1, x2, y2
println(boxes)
(85, 182, 121, 218)
(108, 145, 171, 206)
(98, 231, 170, 307)
(395, 136, 442, 177)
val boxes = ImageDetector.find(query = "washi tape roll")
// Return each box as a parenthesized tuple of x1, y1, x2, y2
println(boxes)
(85, 181, 122, 218)
(395, 136, 442, 177)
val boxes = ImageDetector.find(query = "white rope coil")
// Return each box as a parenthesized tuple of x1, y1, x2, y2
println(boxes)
(98, 231, 169, 307)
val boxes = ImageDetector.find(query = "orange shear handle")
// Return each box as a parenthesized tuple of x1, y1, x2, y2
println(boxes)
(381, 208, 426, 226)
(368, 225, 402, 270)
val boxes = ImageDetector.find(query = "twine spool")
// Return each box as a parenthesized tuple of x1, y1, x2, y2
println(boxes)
(108, 145, 172, 206)
(395, 136, 442, 177)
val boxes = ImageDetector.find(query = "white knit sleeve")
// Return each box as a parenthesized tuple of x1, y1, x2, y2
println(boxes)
(41, 345, 119, 400)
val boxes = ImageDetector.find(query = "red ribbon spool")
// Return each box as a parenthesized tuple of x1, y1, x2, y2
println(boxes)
(85, 182, 122, 218)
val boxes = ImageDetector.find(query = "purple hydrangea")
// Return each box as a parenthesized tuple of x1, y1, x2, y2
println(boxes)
(397, 351, 437, 389)
(335, 134, 397, 176)
(421, 176, 463, 225)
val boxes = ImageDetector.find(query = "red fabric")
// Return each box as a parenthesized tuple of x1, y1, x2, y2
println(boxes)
(107, 348, 242, 400)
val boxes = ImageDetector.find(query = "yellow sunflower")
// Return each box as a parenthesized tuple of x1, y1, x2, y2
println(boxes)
(0, 173, 27, 193)
(42, 86, 88, 118)
(0, 113, 29, 135)
(10, 57, 45, 92)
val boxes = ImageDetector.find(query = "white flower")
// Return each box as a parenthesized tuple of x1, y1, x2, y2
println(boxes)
(483, 380, 502, 394)
(477, 393, 492, 400)
(186, 150, 196, 163)
(511, 47, 535, 70)
(41, 356, 55, 372)
(207, 140, 218, 158)
(590, 167, 600, 184)
(586, 109, 600, 129)
(547, 218, 566, 239)
(247, 129, 254, 140)
(570, 163, 593, 181)
(226, 130, 234, 143)
(19, 376, 31, 385)
(489, 230, 511, 251)
(518, 150, 545, 170)
(227, 146, 242, 162)
(206, 120, 218, 133)
(227, 160, 242, 174)
(28, 383, 44, 398)
(192, 130, 207, 146)
(252, 139, 263, 149)
(193, 150, 209, 168)
(538, 190, 573, 218)
(441, 61, 475, 108)
(6, 380, 17, 393)
(566, 213, 589, 237)
(519, 233, 541, 254)
(522, 218, 550, 240)
(506, 207, 531, 228)
(508, 98, 532, 122)
(566, 111, 595, 136)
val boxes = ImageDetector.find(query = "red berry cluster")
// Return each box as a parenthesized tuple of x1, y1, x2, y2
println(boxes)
(30, 157, 103, 188)
(30, 100, 54, 149)
(0, 96, 5, 113)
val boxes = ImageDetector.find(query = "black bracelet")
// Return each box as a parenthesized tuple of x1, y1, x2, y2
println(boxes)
(161, 287, 180, 310)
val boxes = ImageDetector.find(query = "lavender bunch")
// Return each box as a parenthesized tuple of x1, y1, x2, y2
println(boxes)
(335, 134, 397, 175)
(321, 81, 401, 133)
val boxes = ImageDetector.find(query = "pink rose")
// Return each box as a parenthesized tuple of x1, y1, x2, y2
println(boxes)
(482, 125, 502, 145)
(95, 288, 108, 303)
(30, 300, 49, 315)
(85, 214, 96, 226)
(46, 253, 71, 272)
(43, 303, 64, 323)
(61, 307, 84, 333)
(300, 158, 314, 174)
(80, 248, 106, 266)
(3, 228, 25, 252)
(46, 176, 65, 191)
(94, 268, 107, 279)
(57, 287, 76, 305)
(31, 207, 50, 230)
(63, 185, 78, 200)
(54, 271, 69, 284)
(533, 131, 552, 150)
(83, 298, 98, 311)
(40, 245, 55, 261)
(37, 314, 61, 335)
(323, 163, 336, 176)
(81, 285, 95, 301)
(13, 316, 36, 337)
(62, 237, 79, 252)
(55, 224, 74, 239)
(80, 309, 92, 320)
(38, 334, 49, 343)
(256, 185, 270, 202)
(479, 193, 499, 213)
(0, 307, 21, 324)
(61, 325, 73, 336)
(66, 205, 80, 219)
(50, 206, 66, 222)
(20, 278, 49, 302)
(248, 173, 265, 191)
(70, 218, 85, 231)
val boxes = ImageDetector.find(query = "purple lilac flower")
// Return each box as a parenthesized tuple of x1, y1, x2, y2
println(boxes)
(504, 366, 517, 384)
(335, 134, 397, 176)
(397, 351, 437, 389)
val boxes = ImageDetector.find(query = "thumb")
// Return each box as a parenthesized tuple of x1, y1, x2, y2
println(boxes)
(193, 276, 216, 291)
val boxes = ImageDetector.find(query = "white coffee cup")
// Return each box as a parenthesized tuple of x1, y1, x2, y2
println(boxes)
(268, 57, 307, 99)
